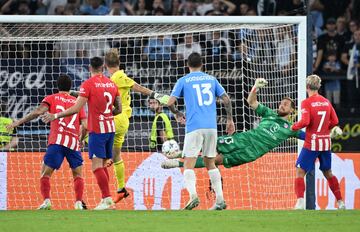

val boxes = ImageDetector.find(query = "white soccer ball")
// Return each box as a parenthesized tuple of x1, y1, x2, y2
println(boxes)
(162, 139, 180, 157)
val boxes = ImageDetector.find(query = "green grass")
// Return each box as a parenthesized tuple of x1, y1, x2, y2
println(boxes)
(1, 210, 359, 232)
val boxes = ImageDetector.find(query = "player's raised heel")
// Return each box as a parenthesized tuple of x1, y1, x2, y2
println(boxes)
(183, 197, 200, 210)
(209, 201, 227, 210)
(94, 197, 115, 210)
(161, 159, 180, 169)
(74, 201, 84, 210)
(337, 200, 346, 210)
(294, 198, 304, 210)
(38, 199, 51, 210)
(114, 188, 130, 203)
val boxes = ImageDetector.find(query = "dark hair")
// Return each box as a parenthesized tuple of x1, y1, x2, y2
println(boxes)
(283, 97, 295, 109)
(187, 52, 202, 68)
(90, 56, 104, 71)
(57, 74, 72, 92)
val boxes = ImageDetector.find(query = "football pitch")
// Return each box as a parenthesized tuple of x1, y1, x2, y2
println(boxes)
(1, 210, 359, 232)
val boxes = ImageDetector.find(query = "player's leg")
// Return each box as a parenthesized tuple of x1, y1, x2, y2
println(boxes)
(39, 144, 64, 210)
(319, 151, 345, 209)
(66, 148, 85, 210)
(182, 130, 202, 210)
(112, 113, 130, 203)
(203, 129, 226, 210)
(294, 148, 317, 209)
(89, 133, 114, 210)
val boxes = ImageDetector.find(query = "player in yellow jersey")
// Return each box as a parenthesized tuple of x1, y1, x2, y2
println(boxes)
(104, 48, 169, 203)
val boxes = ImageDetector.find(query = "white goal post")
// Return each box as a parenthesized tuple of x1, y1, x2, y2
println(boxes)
(0, 16, 307, 210)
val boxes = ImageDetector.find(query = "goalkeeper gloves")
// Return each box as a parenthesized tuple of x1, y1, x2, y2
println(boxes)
(254, 78, 268, 88)
(330, 126, 343, 138)
(151, 92, 170, 105)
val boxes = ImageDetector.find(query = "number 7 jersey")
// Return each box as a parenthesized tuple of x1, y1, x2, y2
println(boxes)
(42, 92, 86, 150)
(79, 74, 120, 134)
(292, 94, 339, 151)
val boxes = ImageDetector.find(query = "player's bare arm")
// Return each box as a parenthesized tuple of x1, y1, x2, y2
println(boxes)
(40, 96, 87, 123)
(112, 96, 122, 116)
(6, 104, 49, 130)
(132, 82, 153, 96)
(79, 119, 88, 148)
(247, 78, 268, 110)
(167, 96, 185, 124)
(220, 93, 235, 135)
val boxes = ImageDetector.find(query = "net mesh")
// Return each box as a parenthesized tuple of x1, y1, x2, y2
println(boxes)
(0, 22, 300, 210)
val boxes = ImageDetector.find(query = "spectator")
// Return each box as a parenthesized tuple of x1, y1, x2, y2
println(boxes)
(239, 3, 249, 15)
(170, 0, 180, 15)
(347, 20, 359, 43)
(80, 0, 110, 15)
(40, 0, 67, 15)
(178, 0, 198, 16)
(276, 0, 305, 15)
(54, 39, 110, 59)
(153, 6, 165, 15)
(151, 0, 165, 15)
(336, 16, 351, 42)
(245, 8, 257, 16)
(176, 34, 202, 60)
(1, 0, 30, 15)
(54, 4, 65, 15)
(204, 0, 236, 16)
(274, 26, 296, 75)
(322, 51, 342, 107)
(256, 0, 276, 16)
(143, 35, 175, 61)
(205, 31, 231, 60)
(132, 0, 150, 15)
(309, 0, 324, 37)
(108, 0, 134, 15)
(196, 0, 213, 16)
(314, 17, 344, 73)
(0, 101, 18, 151)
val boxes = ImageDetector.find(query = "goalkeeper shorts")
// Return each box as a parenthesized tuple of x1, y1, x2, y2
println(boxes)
(88, 132, 115, 160)
(44, 144, 83, 170)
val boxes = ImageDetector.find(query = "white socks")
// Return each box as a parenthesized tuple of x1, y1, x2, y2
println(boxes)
(184, 169, 197, 199)
(208, 168, 224, 204)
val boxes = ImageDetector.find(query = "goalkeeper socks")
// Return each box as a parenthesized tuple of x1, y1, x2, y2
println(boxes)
(327, 176, 342, 201)
(103, 167, 109, 181)
(184, 169, 197, 199)
(208, 168, 224, 204)
(114, 160, 125, 190)
(74, 177, 84, 201)
(40, 176, 50, 200)
(295, 177, 305, 198)
(93, 168, 111, 198)
(195, 157, 205, 168)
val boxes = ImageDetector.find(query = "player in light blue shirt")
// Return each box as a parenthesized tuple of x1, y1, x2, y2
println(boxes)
(167, 52, 235, 210)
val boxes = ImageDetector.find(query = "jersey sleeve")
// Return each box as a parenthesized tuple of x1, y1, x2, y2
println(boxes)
(79, 80, 91, 98)
(215, 79, 226, 97)
(292, 100, 310, 131)
(171, 79, 184, 98)
(111, 71, 135, 89)
(41, 95, 52, 108)
(255, 103, 276, 117)
(328, 105, 339, 129)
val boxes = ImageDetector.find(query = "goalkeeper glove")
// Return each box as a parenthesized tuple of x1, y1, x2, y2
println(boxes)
(254, 78, 268, 89)
(151, 92, 170, 105)
(330, 126, 343, 138)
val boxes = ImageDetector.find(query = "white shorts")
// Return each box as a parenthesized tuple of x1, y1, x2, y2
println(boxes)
(182, 129, 217, 158)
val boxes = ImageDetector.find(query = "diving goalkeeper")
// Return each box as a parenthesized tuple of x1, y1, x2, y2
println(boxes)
(163, 78, 308, 169)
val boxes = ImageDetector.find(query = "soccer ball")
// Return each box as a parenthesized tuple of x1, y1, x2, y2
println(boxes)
(162, 140, 180, 158)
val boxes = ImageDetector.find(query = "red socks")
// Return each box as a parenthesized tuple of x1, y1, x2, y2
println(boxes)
(295, 177, 305, 198)
(328, 176, 343, 201)
(93, 168, 111, 198)
(40, 176, 50, 200)
(103, 167, 109, 181)
(74, 177, 84, 201)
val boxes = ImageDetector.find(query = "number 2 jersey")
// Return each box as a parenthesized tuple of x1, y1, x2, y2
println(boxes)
(292, 94, 338, 151)
(42, 92, 86, 150)
(79, 74, 119, 134)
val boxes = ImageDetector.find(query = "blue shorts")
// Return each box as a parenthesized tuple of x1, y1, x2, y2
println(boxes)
(88, 132, 115, 159)
(44, 144, 83, 170)
(295, 147, 332, 173)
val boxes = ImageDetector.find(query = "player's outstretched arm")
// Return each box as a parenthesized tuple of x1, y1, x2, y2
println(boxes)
(220, 93, 235, 135)
(40, 96, 87, 123)
(132, 82, 153, 96)
(247, 78, 268, 110)
(6, 104, 48, 131)
(167, 96, 185, 125)
(291, 101, 310, 131)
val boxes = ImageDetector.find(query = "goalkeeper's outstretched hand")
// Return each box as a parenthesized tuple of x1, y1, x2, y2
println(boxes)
(330, 126, 343, 138)
(254, 78, 268, 89)
(151, 92, 170, 105)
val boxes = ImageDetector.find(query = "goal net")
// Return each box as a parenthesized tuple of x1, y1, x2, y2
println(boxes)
(0, 16, 306, 210)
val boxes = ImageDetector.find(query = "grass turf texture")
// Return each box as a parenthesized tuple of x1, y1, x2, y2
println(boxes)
(0, 210, 359, 232)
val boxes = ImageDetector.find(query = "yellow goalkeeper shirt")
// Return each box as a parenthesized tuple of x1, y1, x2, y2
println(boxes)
(110, 70, 135, 118)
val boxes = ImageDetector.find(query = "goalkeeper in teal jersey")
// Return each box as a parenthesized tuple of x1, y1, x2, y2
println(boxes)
(162, 78, 305, 169)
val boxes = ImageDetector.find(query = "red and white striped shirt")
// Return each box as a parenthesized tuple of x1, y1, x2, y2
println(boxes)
(42, 93, 86, 151)
(292, 94, 338, 151)
(79, 74, 119, 134)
